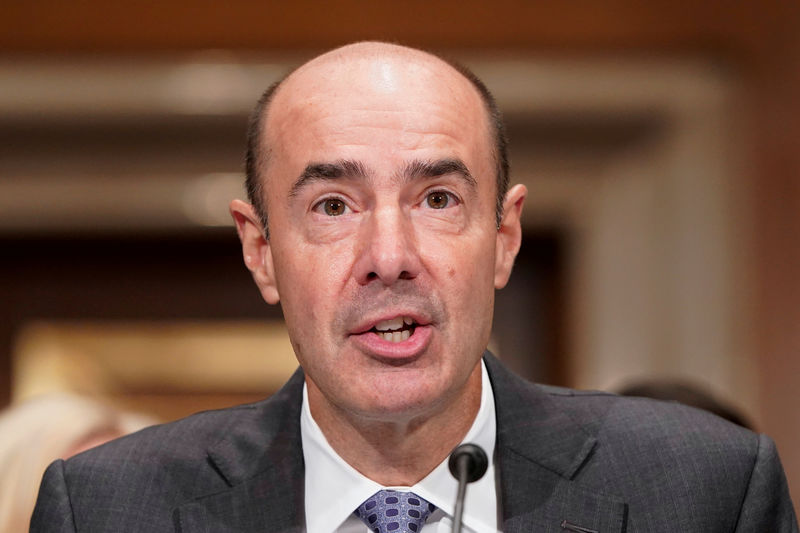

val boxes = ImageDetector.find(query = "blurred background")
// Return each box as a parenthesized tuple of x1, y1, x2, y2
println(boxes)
(0, 0, 798, 502)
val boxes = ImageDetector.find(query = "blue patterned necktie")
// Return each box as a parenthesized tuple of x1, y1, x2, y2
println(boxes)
(354, 489, 436, 533)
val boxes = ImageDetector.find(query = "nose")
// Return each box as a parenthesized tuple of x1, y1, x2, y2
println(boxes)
(353, 204, 421, 286)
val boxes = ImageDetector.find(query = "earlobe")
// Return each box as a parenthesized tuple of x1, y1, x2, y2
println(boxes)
(229, 199, 280, 304)
(494, 184, 527, 289)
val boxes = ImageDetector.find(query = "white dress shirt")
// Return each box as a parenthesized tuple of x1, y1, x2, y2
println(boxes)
(302, 360, 499, 533)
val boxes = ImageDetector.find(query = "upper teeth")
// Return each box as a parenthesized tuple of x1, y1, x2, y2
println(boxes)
(374, 316, 414, 331)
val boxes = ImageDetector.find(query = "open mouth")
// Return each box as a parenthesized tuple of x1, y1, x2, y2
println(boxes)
(370, 316, 417, 343)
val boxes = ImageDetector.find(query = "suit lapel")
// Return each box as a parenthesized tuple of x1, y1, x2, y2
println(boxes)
(485, 354, 628, 533)
(173, 354, 628, 532)
(174, 368, 307, 533)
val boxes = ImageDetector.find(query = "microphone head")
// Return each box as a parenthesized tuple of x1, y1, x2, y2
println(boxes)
(448, 443, 488, 483)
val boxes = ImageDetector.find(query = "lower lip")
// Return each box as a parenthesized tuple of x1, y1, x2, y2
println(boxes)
(349, 325, 433, 361)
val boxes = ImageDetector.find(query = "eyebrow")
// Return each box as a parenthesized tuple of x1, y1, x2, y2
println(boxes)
(289, 157, 476, 197)
(400, 158, 476, 189)
(289, 160, 368, 197)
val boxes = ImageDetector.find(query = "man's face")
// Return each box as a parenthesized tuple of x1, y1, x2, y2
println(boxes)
(235, 50, 524, 425)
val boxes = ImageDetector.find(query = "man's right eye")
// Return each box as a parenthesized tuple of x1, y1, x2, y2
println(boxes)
(314, 197, 350, 216)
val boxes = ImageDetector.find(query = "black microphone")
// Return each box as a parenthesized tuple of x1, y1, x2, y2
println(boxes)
(448, 443, 488, 533)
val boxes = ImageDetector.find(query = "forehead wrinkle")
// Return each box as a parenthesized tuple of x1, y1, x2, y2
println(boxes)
(289, 159, 371, 198)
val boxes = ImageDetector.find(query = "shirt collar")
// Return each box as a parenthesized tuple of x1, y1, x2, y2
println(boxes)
(301, 359, 498, 533)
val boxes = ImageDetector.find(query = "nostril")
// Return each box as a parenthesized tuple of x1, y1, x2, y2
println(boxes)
(366, 272, 378, 281)
(398, 270, 414, 280)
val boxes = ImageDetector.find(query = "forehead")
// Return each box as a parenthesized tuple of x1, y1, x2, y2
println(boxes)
(262, 51, 493, 185)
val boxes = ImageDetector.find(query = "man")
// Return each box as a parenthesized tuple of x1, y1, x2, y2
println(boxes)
(32, 42, 796, 532)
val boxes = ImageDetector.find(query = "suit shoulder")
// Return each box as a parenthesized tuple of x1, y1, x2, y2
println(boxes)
(71, 401, 260, 467)
(49, 398, 285, 530)
(538, 383, 757, 451)
(553, 392, 793, 529)
(62, 368, 304, 486)
(486, 355, 757, 457)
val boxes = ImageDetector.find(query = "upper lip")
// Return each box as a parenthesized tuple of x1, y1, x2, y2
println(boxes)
(349, 311, 431, 335)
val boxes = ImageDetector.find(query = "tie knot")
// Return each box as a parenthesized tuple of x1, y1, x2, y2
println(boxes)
(354, 490, 436, 533)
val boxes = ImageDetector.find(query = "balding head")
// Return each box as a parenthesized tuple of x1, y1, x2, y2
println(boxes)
(244, 42, 508, 236)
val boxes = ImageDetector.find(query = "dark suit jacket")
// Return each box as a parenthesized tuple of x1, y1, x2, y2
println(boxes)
(31, 353, 798, 532)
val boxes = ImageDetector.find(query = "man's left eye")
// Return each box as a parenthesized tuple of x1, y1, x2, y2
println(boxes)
(313, 197, 351, 216)
(425, 191, 454, 209)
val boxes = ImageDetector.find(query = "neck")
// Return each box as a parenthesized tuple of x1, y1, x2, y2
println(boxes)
(308, 364, 482, 486)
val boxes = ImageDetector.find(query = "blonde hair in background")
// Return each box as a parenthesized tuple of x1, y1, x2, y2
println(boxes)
(0, 394, 155, 533)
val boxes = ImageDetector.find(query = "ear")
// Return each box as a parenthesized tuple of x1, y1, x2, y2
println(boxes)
(230, 199, 280, 304)
(494, 184, 527, 289)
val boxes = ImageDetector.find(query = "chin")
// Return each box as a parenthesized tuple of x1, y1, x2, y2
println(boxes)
(351, 381, 453, 421)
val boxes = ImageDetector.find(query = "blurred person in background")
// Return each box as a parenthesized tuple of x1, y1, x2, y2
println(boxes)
(0, 394, 154, 533)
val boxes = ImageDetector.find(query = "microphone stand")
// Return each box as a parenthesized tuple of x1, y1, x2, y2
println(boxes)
(448, 443, 488, 533)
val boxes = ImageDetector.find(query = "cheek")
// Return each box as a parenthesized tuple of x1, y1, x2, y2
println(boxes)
(455, 241, 498, 306)
(427, 232, 496, 281)
(273, 240, 353, 316)
(424, 235, 497, 323)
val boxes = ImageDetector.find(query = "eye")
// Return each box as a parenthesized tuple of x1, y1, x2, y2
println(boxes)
(314, 197, 350, 216)
(425, 190, 455, 209)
